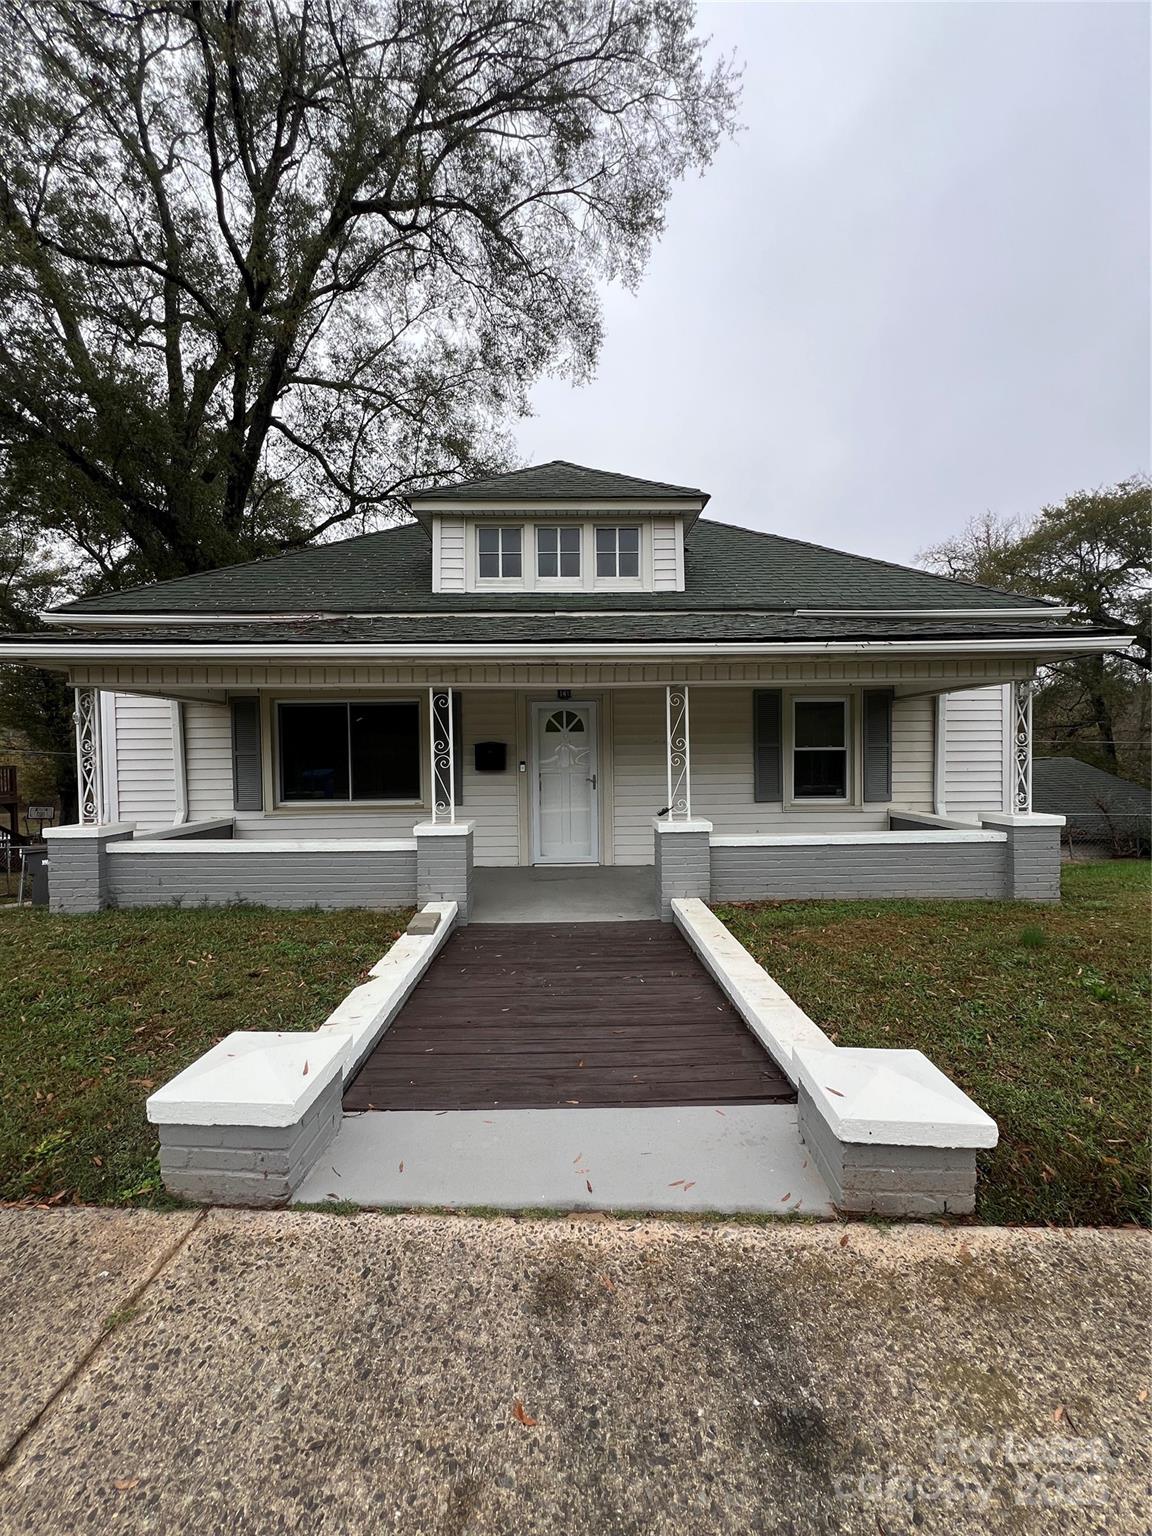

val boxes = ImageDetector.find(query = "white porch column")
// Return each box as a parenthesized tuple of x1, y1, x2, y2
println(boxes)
(73, 686, 106, 825)
(665, 684, 692, 820)
(428, 686, 455, 823)
(1011, 680, 1033, 814)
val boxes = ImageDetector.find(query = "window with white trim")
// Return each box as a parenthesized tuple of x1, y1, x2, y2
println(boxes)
(595, 525, 640, 579)
(277, 701, 421, 802)
(791, 698, 850, 800)
(536, 525, 581, 579)
(476, 525, 522, 579)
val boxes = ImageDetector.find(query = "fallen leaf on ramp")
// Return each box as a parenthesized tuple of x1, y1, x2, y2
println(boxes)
(512, 1400, 538, 1427)
(113, 1478, 140, 1491)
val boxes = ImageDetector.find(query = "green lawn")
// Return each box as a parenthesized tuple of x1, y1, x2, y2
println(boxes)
(0, 906, 411, 1206)
(716, 860, 1150, 1227)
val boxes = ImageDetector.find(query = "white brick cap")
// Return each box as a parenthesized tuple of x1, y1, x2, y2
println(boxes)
(44, 822, 135, 840)
(412, 819, 476, 836)
(794, 1046, 998, 1149)
(147, 1030, 348, 1128)
(980, 812, 1065, 828)
(653, 818, 713, 833)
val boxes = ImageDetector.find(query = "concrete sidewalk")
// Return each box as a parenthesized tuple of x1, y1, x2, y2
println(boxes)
(0, 1209, 1147, 1534)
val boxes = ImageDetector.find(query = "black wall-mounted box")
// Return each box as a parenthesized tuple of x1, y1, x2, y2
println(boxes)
(474, 741, 507, 772)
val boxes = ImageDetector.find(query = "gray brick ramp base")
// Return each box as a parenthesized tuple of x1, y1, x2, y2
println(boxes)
(798, 1085, 977, 1216)
(711, 841, 1006, 902)
(157, 1077, 343, 1206)
(106, 848, 417, 909)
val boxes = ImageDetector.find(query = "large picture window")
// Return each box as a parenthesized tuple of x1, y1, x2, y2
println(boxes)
(792, 698, 849, 800)
(278, 701, 421, 802)
(477, 525, 522, 579)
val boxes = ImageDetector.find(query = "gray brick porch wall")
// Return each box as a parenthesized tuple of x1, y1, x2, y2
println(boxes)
(710, 839, 1007, 902)
(798, 1084, 978, 1216)
(156, 1075, 342, 1206)
(45, 825, 135, 913)
(654, 819, 712, 921)
(414, 821, 474, 922)
(106, 846, 417, 910)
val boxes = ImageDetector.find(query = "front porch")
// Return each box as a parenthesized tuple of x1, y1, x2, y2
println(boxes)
(49, 668, 1064, 912)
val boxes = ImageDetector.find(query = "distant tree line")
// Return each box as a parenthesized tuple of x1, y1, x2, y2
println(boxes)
(921, 475, 1151, 786)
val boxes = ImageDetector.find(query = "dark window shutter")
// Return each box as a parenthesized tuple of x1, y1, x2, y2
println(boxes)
(753, 690, 783, 802)
(230, 697, 263, 811)
(863, 689, 894, 802)
(452, 691, 463, 807)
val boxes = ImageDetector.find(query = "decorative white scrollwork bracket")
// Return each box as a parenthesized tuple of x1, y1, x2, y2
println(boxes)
(1012, 680, 1033, 813)
(665, 685, 692, 820)
(429, 687, 455, 823)
(74, 687, 105, 824)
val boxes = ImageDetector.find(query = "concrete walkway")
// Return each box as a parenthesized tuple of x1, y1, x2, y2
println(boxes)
(294, 1104, 832, 1213)
(0, 1209, 1147, 1534)
(470, 864, 656, 922)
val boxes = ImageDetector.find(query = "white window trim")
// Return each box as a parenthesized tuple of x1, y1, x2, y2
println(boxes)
(464, 519, 653, 592)
(475, 524, 525, 584)
(272, 696, 426, 809)
(785, 693, 858, 808)
(533, 522, 587, 589)
(593, 524, 645, 588)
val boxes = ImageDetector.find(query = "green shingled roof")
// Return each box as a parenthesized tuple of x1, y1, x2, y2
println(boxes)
(406, 459, 706, 503)
(54, 519, 1059, 618)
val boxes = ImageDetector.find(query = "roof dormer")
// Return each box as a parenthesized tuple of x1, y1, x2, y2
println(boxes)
(407, 460, 707, 595)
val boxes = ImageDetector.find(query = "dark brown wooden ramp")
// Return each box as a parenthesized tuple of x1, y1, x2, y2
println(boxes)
(344, 922, 796, 1112)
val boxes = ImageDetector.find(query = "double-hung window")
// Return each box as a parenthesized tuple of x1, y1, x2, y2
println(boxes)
(536, 525, 581, 579)
(278, 701, 421, 802)
(595, 525, 640, 579)
(792, 698, 850, 800)
(477, 525, 522, 579)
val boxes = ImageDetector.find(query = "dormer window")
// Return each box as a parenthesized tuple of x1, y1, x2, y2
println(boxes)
(536, 526, 581, 580)
(595, 526, 641, 579)
(477, 525, 522, 579)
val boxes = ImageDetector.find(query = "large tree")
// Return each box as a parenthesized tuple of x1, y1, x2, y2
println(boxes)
(921, 475, 1151, 780)
(0, 0, 737, 586)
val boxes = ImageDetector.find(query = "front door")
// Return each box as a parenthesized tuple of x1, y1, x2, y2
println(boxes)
(532, 702, 599, 863)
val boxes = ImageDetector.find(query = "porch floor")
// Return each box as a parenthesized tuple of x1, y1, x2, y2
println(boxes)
(470, 865, 656, 923)
(344, 922, 795, 1112)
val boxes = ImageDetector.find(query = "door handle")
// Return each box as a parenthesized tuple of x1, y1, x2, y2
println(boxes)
(587, 773, 597, 790)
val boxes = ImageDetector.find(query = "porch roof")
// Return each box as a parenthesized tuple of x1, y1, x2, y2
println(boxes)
(9, 610, 1120, 650)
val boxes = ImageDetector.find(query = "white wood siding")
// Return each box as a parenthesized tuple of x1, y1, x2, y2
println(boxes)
(110, 692, 176, 828)
(650, 519, 684, 590)
(943, 685, 1009, 817)
(611, 689, 666, 862)
(434, 517, 466, 593)
(184, 701, 234, 819)
(890, 695, 935, 810)
(608, 686, 929, 861)
(461, 690, 520, 865)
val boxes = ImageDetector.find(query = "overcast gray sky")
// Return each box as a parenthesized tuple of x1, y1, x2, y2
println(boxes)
(516, 0, 1150, 565)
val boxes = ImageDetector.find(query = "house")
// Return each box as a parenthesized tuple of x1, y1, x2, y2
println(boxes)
(1033, 757, 1151, 860)
(0, 461, 1131, 918)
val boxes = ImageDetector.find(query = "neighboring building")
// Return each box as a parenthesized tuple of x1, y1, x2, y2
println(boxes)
(1033, 757, 1151, 860)
(0, 461, 1132, 914)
